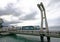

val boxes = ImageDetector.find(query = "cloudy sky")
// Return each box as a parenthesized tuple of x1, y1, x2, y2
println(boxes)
(0, 0, 60, 26)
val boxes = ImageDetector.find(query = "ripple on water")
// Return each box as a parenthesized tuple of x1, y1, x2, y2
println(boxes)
(0, 35, 40, 42)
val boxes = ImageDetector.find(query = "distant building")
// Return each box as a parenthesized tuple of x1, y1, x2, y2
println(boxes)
(34, 26, 40, 30)
(22, 26, 34, 30)
(0, 18, 3, 28)
(2, 26, 9, 31)
(15, 26, 40, 30)
(22, 26, 40, 30)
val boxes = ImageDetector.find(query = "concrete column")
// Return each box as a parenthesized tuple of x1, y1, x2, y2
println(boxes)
(47, 36, 50, 42)
(40, 34, 44, 42)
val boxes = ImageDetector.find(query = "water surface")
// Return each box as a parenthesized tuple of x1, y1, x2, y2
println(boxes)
(0, 34, 60, 42)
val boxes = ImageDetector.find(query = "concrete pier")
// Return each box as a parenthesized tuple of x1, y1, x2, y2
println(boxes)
(40, 34, 44, 42)
(47, 36, 50, 42)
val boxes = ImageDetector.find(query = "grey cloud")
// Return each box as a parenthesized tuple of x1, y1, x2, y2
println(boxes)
(47, 0, 60, 7)
(0, 3, 22, 26)
(51, 0, 60, 3)
(19, 11, 37, 20)
(2, 20, 22, 26)
(0, 3, 22, 16)
(0, 2, 38, 26)
(5, 21, 21, 24)
(17, 0, 20, 2)
(55, 18, 60, 24)
(48, 17, 60, 26)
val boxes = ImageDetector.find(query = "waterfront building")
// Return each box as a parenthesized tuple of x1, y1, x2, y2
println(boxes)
(0, 18, 3, 28)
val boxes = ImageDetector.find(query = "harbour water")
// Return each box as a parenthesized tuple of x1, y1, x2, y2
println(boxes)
(0, 34, 60, 42)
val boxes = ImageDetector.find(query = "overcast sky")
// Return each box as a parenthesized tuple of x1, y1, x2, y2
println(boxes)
(0, 0, 60, 26)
